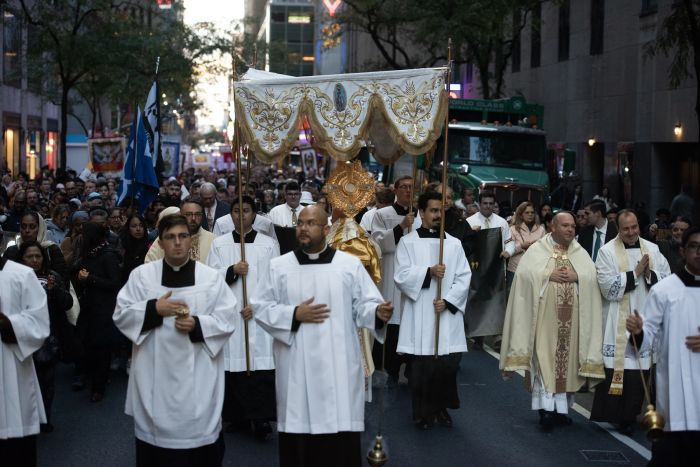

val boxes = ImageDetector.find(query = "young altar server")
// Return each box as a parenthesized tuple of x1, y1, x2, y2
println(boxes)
(590, 210, 671, 434)
(113, 214, 237, 467)
(394, 191, 472, 429)
(626, 226, 700, 466)
(0, 256, 50, 467)
(207, 195, 279, 440)
(253, 205, 394, 467)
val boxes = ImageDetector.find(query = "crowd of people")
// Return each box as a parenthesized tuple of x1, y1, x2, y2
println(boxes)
(1, 163, 698, 467)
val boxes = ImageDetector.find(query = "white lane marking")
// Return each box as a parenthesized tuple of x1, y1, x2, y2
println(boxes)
(481, 344, 651, 461)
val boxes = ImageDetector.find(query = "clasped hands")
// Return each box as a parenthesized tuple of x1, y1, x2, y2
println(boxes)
(155, 291, 195, 333)
(549, 267, 578, 283)
(296, 297, 394, 323)
(634, 254, 650, 279)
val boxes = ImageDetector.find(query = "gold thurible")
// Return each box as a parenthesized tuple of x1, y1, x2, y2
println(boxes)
(366, 435, 388, 467)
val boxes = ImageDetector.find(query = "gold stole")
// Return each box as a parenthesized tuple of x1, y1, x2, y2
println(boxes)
(609, 237, 651, 395)
(189, 233, 201, 261)
(552, 245, 575, 393)
(328, 219, 379, 382)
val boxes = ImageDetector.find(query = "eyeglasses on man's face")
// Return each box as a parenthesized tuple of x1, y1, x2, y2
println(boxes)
(684, 242, 700, 254)
(295, 220, 323, 229)
(162, 232, 191, 242)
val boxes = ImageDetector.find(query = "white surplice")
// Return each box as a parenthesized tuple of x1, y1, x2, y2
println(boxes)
(371, 204, 422, 325)
(207, 231, 279, 371)
(596, 238, 670, 370)
(268, 203, 300, 227)
(213, 213, 277, 242)
(637, 271, 700, 432)
(113, 260, 237, 449)
(252, 249, 385, 434)
(394, 231, 471, 355)
(0, 260, 49, 439)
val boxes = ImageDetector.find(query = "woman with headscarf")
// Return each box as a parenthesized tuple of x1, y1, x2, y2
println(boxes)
(3, 211, 68, 282)
(18, 240, 73, 433)
(71, 222, 122, 402)
(60, 210, 89, 265)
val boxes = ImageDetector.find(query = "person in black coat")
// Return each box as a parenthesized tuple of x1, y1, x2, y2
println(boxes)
(120, 213, 149, 284)
(18, 240, 73, 433)
(72, 222, 122, 402)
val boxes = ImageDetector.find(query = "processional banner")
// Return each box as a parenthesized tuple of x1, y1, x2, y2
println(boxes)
(464, 228, 507, 337)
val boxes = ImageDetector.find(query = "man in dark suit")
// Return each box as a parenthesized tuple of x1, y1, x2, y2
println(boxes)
(578, 200, 617, 260)
(199, 182, 230, 232)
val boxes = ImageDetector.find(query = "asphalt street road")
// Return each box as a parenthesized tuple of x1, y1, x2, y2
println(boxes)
(37, 348, 651, 467)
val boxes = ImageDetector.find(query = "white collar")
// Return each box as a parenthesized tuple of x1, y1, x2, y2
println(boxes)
(595, 220, 607, 233)
(686, 266, 700, 280)
(164, 257, 189, 271)
(304, 245, 327, 260)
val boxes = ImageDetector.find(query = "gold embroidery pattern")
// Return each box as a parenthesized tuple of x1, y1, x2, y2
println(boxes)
(233, 68, 447, 163)
(189, 234, 200, 261)
(552, 246, 574, 393)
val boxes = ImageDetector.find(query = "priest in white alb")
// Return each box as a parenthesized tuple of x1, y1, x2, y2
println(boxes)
(395, 192, 471, 430)
(0, 256, 49, 467)
(625, 225, 700, 467)
(253, 206, 393, 467)
(590, 209, 671, 434)
(370, 175, 421, 381)
(207, 195, 279, 440)
(113, 214, 237, 467)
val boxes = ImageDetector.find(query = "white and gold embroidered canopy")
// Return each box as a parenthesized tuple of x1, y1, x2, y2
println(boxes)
(233, 67, 448, 164)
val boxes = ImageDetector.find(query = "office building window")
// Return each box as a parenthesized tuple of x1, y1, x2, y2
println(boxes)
(3, 7, 22, 87)
(590, 0, 604, 55)
(512, 11, 521, 73)
(530, 3, 541, 68)
(558, 1, 570, 62)
(641, 0, 658, 16)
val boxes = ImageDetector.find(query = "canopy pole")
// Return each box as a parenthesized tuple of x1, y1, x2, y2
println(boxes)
(232, 55, 251, 375)
(408, 157, 417, 232)
(435, 38, 452, 358)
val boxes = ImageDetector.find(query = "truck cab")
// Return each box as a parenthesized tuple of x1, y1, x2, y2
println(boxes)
(430, 97, 549, 210)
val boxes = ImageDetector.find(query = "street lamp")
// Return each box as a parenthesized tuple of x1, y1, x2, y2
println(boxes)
(587, 137, 596, 147)
(674, 122, 682, 137)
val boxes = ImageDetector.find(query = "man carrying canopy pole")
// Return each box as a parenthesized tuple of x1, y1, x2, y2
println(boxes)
(207, 195, 279, 440)
(395, 191, 471, 430)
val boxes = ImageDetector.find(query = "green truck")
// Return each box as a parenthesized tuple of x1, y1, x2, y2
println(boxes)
(430, 96, 549, 210)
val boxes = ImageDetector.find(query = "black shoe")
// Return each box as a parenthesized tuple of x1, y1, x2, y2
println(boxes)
(538, 410, 554, 432)
(436, 409, 453, 427)
(253, 420, 273, 441)
(71, 377, 85, 392)
(554, 413, 573, 426)
(40, 423, 54, 433)
(416, 417, 434, 430)
(224, 420, 248, 433)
